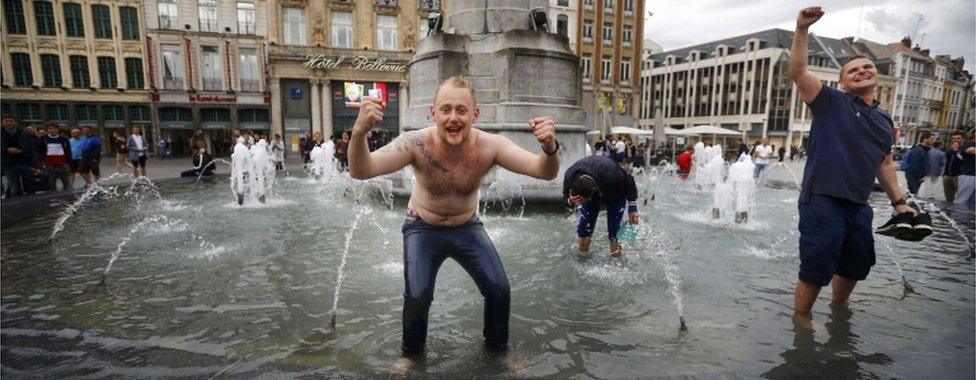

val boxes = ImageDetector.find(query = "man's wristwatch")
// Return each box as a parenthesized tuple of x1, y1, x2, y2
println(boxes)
(890, 197, 907, 207)
(543, 140, 559, 155)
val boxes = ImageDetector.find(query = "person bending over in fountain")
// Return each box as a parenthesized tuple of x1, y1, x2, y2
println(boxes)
(347, 76, 559, 374)
(563, 155, 639, 257)
(789, 6, 918, 330)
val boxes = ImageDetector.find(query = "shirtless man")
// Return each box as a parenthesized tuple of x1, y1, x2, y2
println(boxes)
(348, 76, 559, 373)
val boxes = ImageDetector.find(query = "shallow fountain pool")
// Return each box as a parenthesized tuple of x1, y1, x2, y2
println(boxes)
(2, 172, 973, 378)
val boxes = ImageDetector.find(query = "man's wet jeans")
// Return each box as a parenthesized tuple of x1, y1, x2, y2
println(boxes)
(401, 215, 510, 355)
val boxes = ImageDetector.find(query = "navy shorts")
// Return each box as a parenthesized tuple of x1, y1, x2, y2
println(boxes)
(797, 194, 876, 286)
(577, 195, 626, 242)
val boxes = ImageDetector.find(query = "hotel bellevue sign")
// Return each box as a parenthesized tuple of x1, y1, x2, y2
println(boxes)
(302, 55, 407, 73)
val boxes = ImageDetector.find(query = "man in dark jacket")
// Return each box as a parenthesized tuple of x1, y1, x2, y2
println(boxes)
(1, 114, 41, 197)
(943, 132, 964, 202)
(40, 123, 72, 190)
(904, 132, 933, 195)
(563, 155, 639, 257)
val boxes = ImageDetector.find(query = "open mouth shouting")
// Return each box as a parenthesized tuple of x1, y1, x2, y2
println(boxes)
(446, 124, 463, 136)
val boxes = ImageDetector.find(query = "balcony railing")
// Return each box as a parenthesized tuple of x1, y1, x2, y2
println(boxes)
(202, 77, 222, 91)
(163, 77, 183, 90)
(240, 78, 260, 92)
(375, 0, 397, 7)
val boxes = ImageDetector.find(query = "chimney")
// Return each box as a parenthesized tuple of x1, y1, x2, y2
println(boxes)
(900, 36, 912, 48)
(921, 49, 930, 56)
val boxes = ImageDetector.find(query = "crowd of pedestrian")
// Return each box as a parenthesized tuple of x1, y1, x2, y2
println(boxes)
(901, 130, 976, 205)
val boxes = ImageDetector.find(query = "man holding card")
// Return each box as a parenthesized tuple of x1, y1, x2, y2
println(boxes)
(347, 76, 558, 373)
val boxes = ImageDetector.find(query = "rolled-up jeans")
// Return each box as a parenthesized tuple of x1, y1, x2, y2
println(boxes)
(400, 214, 510, 355)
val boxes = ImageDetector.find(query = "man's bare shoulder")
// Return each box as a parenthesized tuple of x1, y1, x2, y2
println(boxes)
(376, 129, 429, 154)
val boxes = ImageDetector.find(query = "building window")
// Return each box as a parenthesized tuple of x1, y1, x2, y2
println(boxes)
(40, 54, 61, 88)
(623, 0, 633, 13)
(581, 54, 591, 83)
(198, 0, 217, 32)
(97, 56, 116, 88)
(239, 108, 269, 122)
(63, 2, 84, 37)
(557, 0, 569, 5)
(18, 104, 41, 122)
(47, 104, 68, 121)
(331, 11, 352, 48)
(601, 56, 612, 83)
(124, 57, 143, 89)
(582, 20, 592, 41)
(202, 108, 230, 122)
(239, 48, 259, 92)
(69, 55, 89, 88)
(376, 15, 397, 51)
(604, 0, 614, 12)
(104, 105, 124, 121)
(237, 2, 255, 34)
(602, 22, 612, 45)
(75, 104, 96, 121)
(556, 14, 568, 38)
(120, 6, 139, 40)
(201, 46, 222, 91)
(91, 4, 111, 38)
(283, 7, 306, 45)
(3, 0, 25, 34)
(584, 0, 593, 10)
(161, 46, 183, 89)
(622, 25, 632, 46)
(620, 59, 631, 84)
(10, 53, 32, 87)
(158, 0, 177, 29)
(159, 107, 192, 122)
(33, 1, 55, 36)
(419, 0, 439, 11)
(130, 105, 150, 121)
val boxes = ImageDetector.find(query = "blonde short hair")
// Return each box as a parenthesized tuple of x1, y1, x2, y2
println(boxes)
(434, 76, 477, 104)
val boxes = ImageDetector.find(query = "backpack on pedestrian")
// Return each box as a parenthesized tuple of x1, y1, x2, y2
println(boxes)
(900, 145, 916, 171)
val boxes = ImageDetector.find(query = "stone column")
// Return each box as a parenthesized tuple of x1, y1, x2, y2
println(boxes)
(321, 81, 332, 138)
(270, 79, 283, 138)
(311, 80, 322, 136)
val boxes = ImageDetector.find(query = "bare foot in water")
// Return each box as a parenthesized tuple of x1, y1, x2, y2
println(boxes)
(389, 357, 415, 376)
(792, 311, 815, 332)
(610, 242, 622, 258)
(501, 356, 526, 376)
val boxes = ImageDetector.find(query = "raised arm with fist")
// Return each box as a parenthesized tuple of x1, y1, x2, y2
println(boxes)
(352, 98, 386, 136)
(796, 6, 824, 29)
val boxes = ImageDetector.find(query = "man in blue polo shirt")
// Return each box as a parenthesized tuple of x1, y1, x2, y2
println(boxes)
(789, 7, 918, 327)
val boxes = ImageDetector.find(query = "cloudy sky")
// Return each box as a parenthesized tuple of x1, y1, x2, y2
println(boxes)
(643, 0, 976, 71)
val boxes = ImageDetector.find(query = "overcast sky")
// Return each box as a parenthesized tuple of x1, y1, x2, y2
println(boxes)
(643, 0, 976, 72)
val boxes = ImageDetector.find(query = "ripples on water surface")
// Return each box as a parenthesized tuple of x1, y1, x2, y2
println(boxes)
(2, 173, 974, 378)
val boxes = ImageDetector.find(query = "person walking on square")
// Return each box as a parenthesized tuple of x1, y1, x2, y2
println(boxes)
(917, 140, 944, 199)
(271, 133, 285, 171)
(127, 126, 149, 178)
(68, 128, 84, 187)
(943, 132, 964, 202)
(954, 131, 976, 206)
(347, 76, 559, 374)
(564, 155, 639, 257)
(789, 6, 918, 329)
(1, 114, 41, 197)
(78, 126, 101, 186)
(903, 132, 933, 195)
(112, 132, 134, 174)
(40, 123, 72, 191)
(753, 138, 773, 178)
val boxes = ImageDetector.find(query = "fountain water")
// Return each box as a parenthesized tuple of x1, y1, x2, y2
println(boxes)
(481, 179, 526, 218)
(101, 214, 169, 283)
(637, 224, 688, 331)
(308, 144, 338, 180)
(230, 141, 250, 205)
(325, 205, 373, 336)
(728, 154, 756, 223)
(49, 172, 143, 240)
(883, 242, 915, 293)
(249, 140, 277, 203)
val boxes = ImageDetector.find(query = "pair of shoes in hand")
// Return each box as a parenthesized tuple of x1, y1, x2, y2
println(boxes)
(876, 211, 932, 242)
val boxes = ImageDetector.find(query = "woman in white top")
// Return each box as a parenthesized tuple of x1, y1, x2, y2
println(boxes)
(271, 133, 285, 170)
(126, 126, 149, 178)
